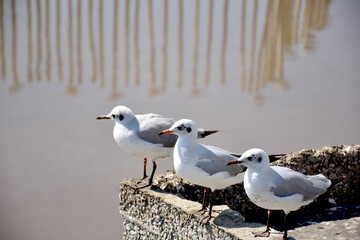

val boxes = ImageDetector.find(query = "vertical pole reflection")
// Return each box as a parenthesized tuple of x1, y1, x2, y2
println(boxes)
(111, 0, 119, 98)
(27, 0, 33, 82)
(88, 0, 96, 83)
(45, 0, 51, 81)
(56, 0, 63, 82)
(291, 0, 301, 45)
(161, 0, 168, 91)
(66, 0, 76, 95)
(99, 0, 104, 87)
(148, 0, 157, 94)
(134, 0, 140, 85)
(192, 0, 199, 90)
(248, 0, 257, 92)
(221, 0, 228, 85)
(124, 0, 129, 86)
(0, 0, 5, 80)
(255, 0, 271, 92)
(204, 0, 213, 86)
(240, 0, 246, 89)
(77, 0, 82, 84)
(11, 0, 19, 90)
(36, 0, 42, 81)
(177, 0, 183, 88)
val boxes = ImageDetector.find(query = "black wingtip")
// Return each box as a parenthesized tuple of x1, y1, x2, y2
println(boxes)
(269, 154, 286, 163)
(200, 130, 219, 138)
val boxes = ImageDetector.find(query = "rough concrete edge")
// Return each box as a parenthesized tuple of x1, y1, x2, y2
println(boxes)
(119, 181, 268, 240)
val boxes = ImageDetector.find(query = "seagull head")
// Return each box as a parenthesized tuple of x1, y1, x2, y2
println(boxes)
(159, 119, 197, 138)
(227, 148, 270, 169)
(97, 105, 135, 125)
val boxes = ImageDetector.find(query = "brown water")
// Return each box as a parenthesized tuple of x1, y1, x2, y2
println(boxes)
(0, 0, 359, 239)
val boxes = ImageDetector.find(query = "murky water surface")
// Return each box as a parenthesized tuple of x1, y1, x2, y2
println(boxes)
(0, 0, 359, 239)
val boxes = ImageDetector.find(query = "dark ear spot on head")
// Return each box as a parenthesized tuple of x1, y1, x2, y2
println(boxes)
(258, 156, 262, 162)
(187, 127, 192, 133)
(119, 114, 124, 121)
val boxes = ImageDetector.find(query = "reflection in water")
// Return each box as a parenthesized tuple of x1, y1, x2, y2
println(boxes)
(162, 0, 168, 91)
(192, 0, 199, 92)
(110, 0, 121, 100)
(27, 0, 32, 82)
(99, 0, 104, 87)
(177, 0, 183, 88)
(67, 0, 77, 95)
(88, 0, 96, 83)
(204, 0, 213, 86)
(148, 0, 157, 95)
(248, 0, 258, 93)
(77, 0, 82, 85)
(46, 0, 51, 81)
(134, 0, 140, 85)
(10, 0, 19, 92)
(0, 0, 5, 80)
(36, 0, 42, 81)
(56, 0, 63, 82)
(1, 0, 332, 98)
(124, 0, 130, 87)
(240, 0, 246, 89)
(221, 0, 229, 85)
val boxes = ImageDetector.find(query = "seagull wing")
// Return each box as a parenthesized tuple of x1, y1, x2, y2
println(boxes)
(270, 166, 331, 201)
(137, 114, 178, 147)
(195, 145, 246, 176)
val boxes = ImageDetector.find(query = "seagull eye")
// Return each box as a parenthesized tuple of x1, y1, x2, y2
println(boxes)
(247, 156, 253, 161)
(119, 114, 124, 121)
(112, 114, 116, 118)
(177, 125, 184, 131)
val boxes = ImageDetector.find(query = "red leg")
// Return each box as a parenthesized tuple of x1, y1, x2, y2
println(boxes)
(283, 213, 288, 240)
(148, 161, 157, 185)
(197, 187, 209, 215)
(255, 210, 272, 237)
(143, 158, 148, 179)
(201, 190, 215, 224)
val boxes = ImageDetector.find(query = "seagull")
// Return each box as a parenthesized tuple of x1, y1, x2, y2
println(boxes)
(97, 106, 217, 186)
(159, 119, 246, 223)
(227, 148, 331, 240)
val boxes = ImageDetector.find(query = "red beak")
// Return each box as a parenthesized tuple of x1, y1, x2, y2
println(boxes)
(159, 129, 174, 135)
(226, 160, 242, 166)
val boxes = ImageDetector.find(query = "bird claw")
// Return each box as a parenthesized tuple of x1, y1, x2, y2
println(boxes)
(254, 228, 271, 238)
(136, 176, 148, 184)
(196, 207, 207, 215)
(200, 215, 212, 225)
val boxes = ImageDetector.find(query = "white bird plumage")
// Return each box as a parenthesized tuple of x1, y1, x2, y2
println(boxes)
(229, 148, 331, 239)
(97, 106, 217, 186)
(160, 119, 246, 222)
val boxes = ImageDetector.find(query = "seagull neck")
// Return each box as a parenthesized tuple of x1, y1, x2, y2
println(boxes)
(115, 118, 140, 133)
(177, 135, 197, 147)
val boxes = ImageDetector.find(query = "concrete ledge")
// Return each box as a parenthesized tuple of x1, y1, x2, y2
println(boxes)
(119, 180, 360, 239)
(119, 144, 360, 239)
(119, 179, 264, 240)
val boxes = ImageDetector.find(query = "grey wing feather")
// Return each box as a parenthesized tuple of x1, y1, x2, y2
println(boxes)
(137, 114, 178, 147)
(195, 145, 246, 176)
(270, 166, 331, 201)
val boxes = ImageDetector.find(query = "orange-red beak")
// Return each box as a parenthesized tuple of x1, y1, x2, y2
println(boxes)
(226, 160, 242, 166)
(97, 115, 110, 120)
(159, 129, 174, 135)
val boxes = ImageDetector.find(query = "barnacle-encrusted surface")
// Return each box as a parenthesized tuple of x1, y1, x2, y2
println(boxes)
(151, 145, 360, 227)
(119, 145, 360, 239)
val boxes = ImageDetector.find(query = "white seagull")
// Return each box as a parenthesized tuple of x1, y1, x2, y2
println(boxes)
(159, 119, 246, 222)
(97, 106, 217, 186)
(227, 148, 331, 240)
